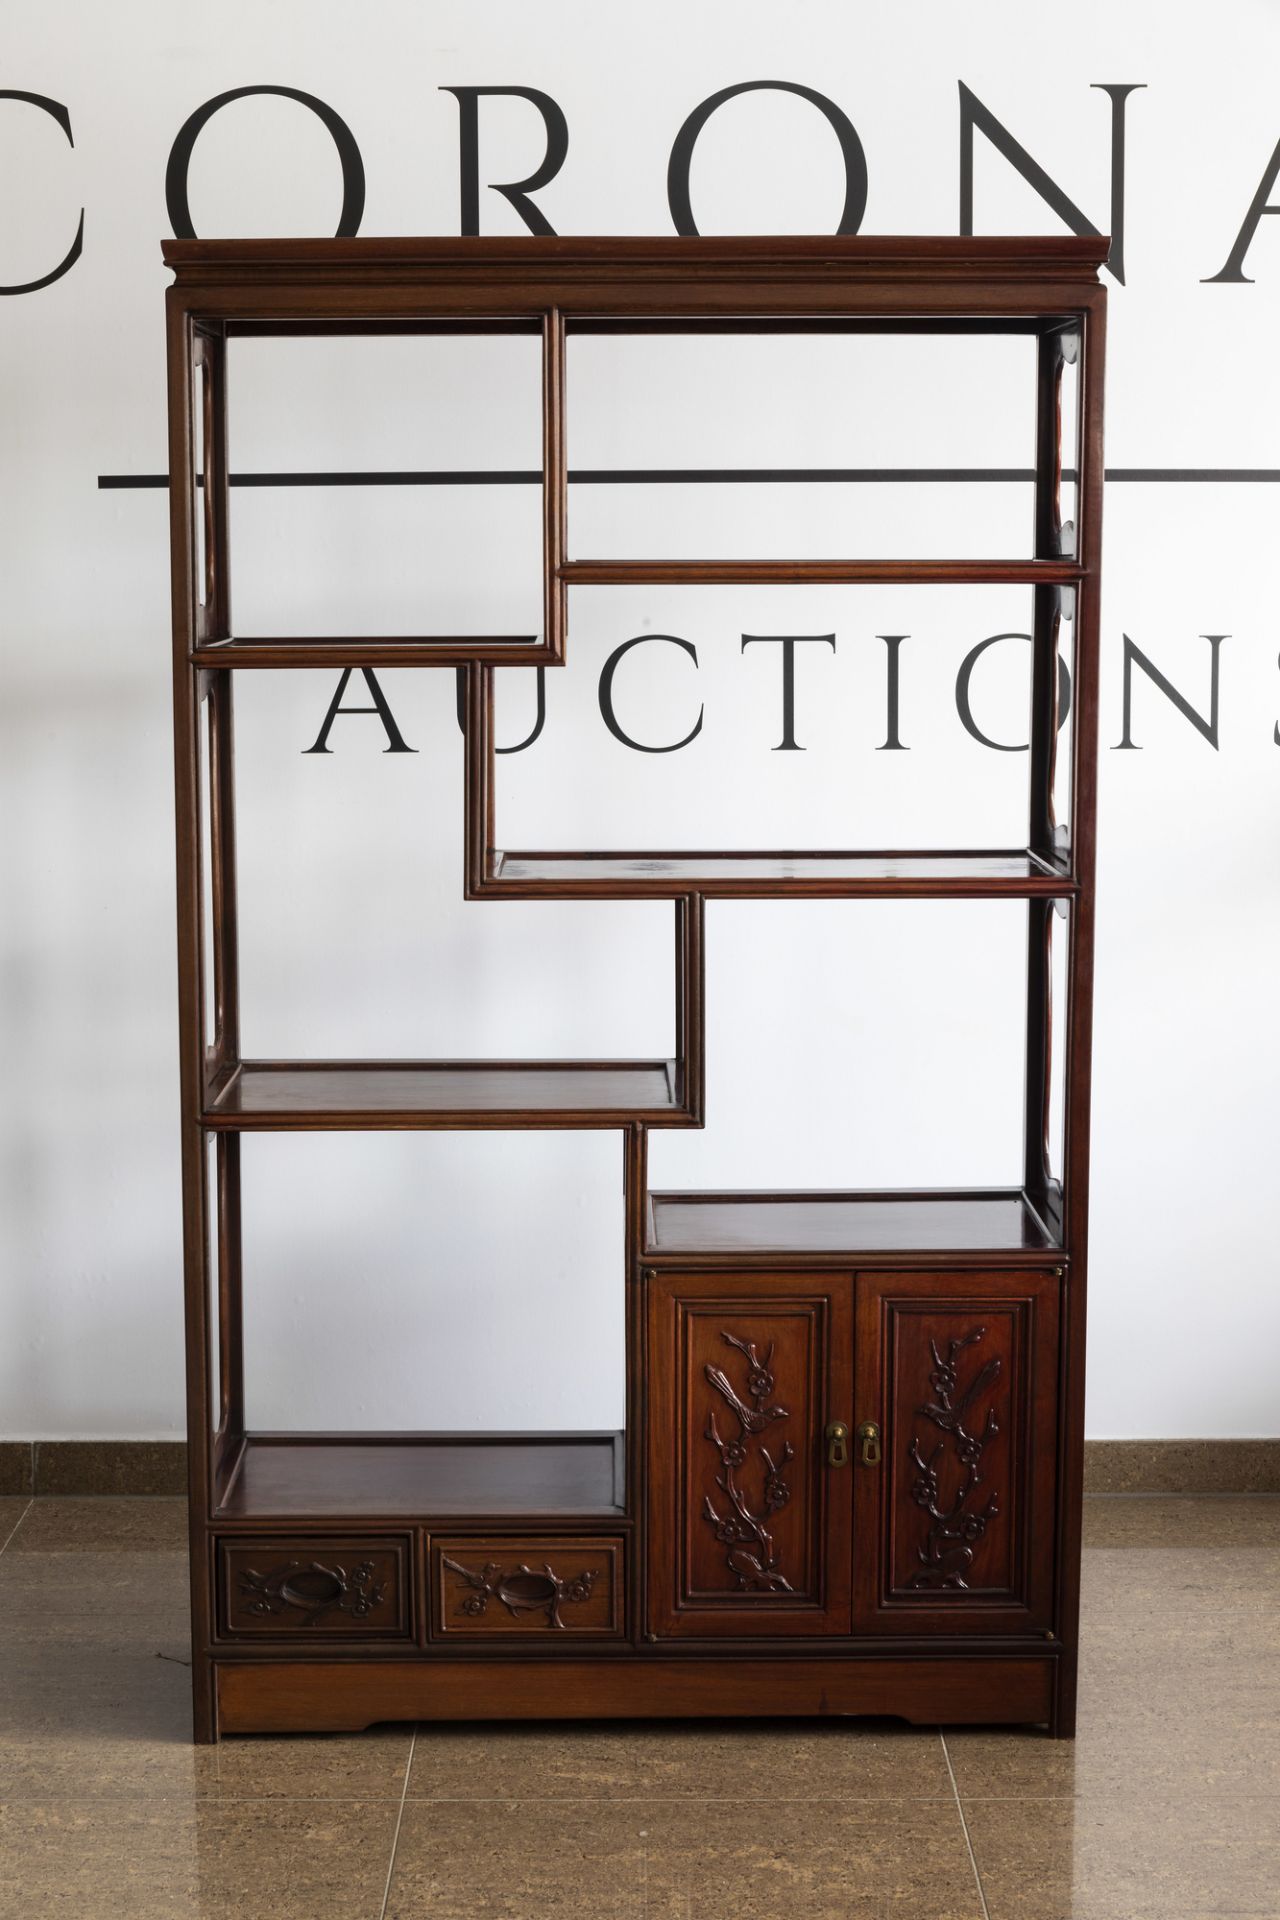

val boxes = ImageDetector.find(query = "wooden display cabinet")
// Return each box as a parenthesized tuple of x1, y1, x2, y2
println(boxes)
(164, 234, 1105, 1741)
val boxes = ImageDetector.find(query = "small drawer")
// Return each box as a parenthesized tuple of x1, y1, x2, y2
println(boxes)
(431, 1535, 625, 1639)
(219, 1536, 411, 1639)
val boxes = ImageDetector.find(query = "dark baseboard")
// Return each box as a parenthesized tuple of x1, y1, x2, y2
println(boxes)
(0, 1441, 187, 1497)
(1082, 1439, 1280, 1495)
(3, 1438, 1278, 1500)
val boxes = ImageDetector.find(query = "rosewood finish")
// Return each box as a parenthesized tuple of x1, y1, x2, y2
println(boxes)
(164, 235, 1105, 1742)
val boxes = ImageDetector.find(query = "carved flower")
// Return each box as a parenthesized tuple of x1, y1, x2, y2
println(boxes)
(747, 1369, 774, 1399)
(722, 1440, 748, 1467)
(460, 1593, 487, 1616)
(713, 1518, 750, 1545)
(765, 1478, 791, 1511)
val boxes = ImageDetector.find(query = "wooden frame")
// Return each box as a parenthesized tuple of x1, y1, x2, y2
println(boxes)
(165, 236, 1105, 1743)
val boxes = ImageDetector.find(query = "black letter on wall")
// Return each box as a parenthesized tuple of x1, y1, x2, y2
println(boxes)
(877, 634, 909, 751)
(599, 635, 704, 752)
(741, 635, 837, 751)
(166, 86, 366, 239)
(958, 81, 1143, 284)
(1114, 635, 1227, 749)
(956, 632, 1074, 750)
(668, 80, 867, 235)
(305, 668, 416, 754)
(0, 92, 83, 294)
(1204, 135, 1280, 282)
(441, 88, 569, 235)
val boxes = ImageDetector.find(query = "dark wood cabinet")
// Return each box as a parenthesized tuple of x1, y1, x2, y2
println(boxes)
(851, 1272, 1061, 1635)
(646, 1272, 853, 1638)
(164, 235, 1104, 1741)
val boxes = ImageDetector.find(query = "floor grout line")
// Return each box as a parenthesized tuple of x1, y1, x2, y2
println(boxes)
(378, 1724, 416, 1920)
(942, 1731, 992, 1920)
(0, 1497, 34, 1555)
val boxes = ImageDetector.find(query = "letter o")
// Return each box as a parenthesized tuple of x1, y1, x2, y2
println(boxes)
(667, 80, 867, 236)
(166, 85, 365, 240)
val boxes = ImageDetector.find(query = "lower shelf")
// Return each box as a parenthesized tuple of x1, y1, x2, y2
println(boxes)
(645, 1187, 1061, 1260)
(215, 1432, 625, 1523)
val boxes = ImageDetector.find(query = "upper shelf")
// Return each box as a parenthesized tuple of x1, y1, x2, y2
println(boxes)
(202, 1060, 694, 1130)
(477, 850, 1075, 901)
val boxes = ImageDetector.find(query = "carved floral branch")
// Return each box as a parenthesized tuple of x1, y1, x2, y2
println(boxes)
(702, 1332, 795, 1592)
(908, 1326, 1003, 1591)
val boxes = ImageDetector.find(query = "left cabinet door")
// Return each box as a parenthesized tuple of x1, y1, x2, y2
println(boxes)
(646, 1271, 853, 1638)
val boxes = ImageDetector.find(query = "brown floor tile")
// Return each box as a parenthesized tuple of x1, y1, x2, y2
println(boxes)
(0, 1548, 189, 1620)
(0, 1798, 399, 1919)
(1083, 1494, 1280, 1548)
(963, 1793, 1280, 1920)
(6, 1496, 188, 1552)
(0, 1501, 30, 1553)
(0, 1633, 412, 1801)
(407, 1717, 951, 1801)
(948, 1716, 1280, 1801)
(386, 1798, 984, 1919)
(1082, 1549, 1280, 1624)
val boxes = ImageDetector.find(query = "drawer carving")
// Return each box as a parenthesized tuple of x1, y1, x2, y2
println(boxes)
(432, 1536, 624, 1638)
(219, 1537, 410, 1638)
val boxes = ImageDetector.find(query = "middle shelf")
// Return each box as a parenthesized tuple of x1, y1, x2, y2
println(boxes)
(482, 849, 1075, 898)
(202, 1060, 692, 1130)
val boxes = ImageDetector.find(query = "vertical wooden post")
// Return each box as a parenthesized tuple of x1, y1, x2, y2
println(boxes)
(167, 291, 217, 1743)
(1052, 290, 1106, 1738)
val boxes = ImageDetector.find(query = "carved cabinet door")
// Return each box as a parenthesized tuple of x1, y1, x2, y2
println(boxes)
(646, 1272, 854, 1638)
(851, 1270, 1061, 1635)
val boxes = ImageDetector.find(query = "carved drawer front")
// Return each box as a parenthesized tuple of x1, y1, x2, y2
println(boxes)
(852, 1271, 1061, 1636)
(218, 1537, 411, 1639)
(431, 1536, 624, 1639)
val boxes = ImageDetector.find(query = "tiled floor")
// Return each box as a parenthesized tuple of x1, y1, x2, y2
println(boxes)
(0, 1496, 1277, 1918)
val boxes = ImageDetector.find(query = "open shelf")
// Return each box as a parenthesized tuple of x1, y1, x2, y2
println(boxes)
(560, 557, 1083, 585)
(644, 1188, 1062, 1262)
(202, 1060, 691, 1130)
(215, 1432, 625, 1522)
(190, 636, 552, 669)
(483, 850, 1074, 899)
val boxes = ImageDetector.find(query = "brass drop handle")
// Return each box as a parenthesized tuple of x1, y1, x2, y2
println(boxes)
(824, 1421, 849, 1468)
(857, 1420, 882, 1467)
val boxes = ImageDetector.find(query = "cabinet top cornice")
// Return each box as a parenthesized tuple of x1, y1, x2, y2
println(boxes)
(162, 232, 1110, 292)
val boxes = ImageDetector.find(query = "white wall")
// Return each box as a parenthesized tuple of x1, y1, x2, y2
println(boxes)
(1, 0, 1277, 1440)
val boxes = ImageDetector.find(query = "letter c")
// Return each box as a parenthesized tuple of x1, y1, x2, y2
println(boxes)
(599, 635, 704, 752)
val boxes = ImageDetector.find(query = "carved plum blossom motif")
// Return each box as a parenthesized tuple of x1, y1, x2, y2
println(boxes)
(702, 1331, 795, 1593)
(441, 1556, 597, 1629)
(908, 1326, 1003, 1591)
(238, 1557, 386, 1624)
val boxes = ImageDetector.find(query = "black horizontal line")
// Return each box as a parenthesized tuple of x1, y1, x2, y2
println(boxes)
(96, 466, 1280, 490)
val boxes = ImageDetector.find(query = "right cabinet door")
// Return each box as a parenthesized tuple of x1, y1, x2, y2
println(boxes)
(852, 1269, 1061, 1636)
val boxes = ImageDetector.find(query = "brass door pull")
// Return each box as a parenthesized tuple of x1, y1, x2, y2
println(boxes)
(824, 1421, 849, 1468)
(857, 1420, 882, 1467)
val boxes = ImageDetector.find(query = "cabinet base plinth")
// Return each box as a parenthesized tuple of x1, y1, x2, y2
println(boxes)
(215, 1655, 1053, 1736)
